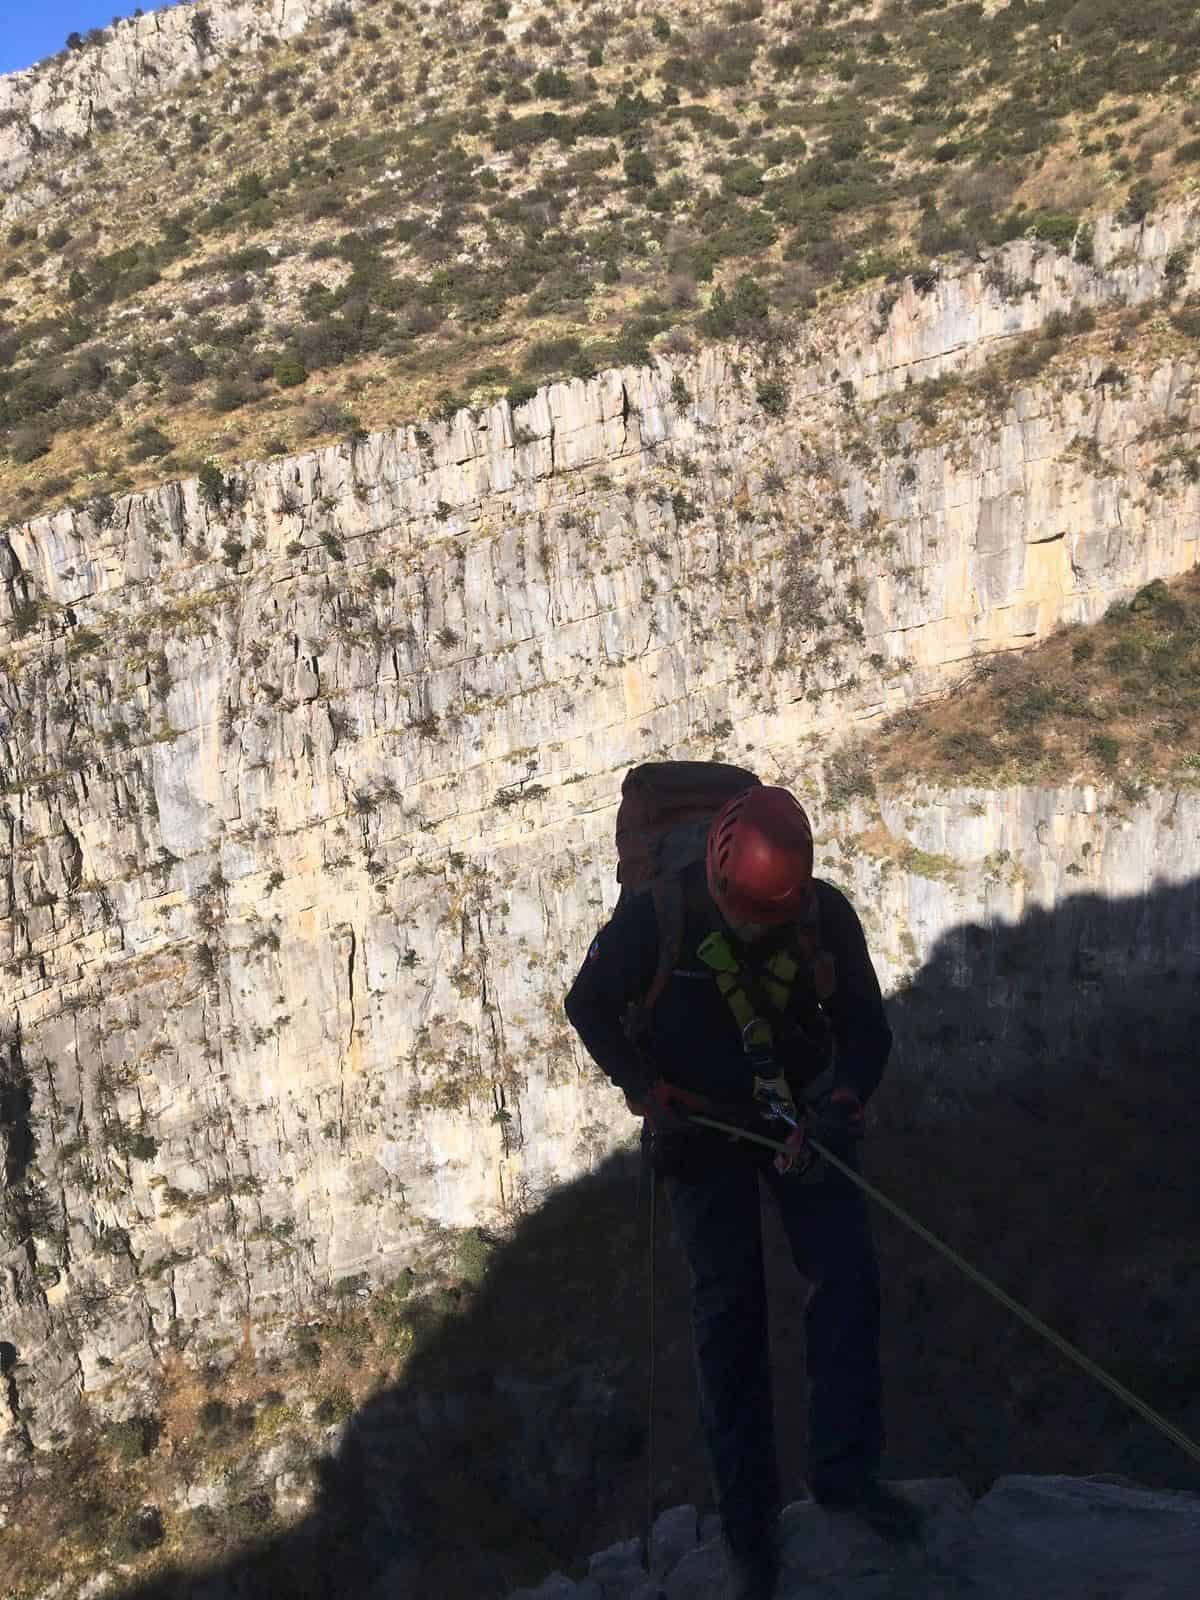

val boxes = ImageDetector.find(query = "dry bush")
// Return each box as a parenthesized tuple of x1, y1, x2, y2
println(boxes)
(660, 325, 695, 355)
(944, 166, 1020, 216)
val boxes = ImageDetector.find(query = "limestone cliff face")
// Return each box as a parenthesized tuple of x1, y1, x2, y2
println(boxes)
(0, 0, 370, 200)
(1, 198, 1198, 1456)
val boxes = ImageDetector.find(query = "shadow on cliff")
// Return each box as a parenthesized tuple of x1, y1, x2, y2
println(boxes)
(113, 875, 1200, 1600)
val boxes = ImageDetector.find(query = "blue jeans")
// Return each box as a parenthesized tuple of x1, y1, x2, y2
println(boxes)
(662, 1138, 884, 1552)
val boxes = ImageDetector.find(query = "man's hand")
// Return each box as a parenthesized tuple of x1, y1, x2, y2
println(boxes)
(624, 1079, 693, 1136)
(811, 1086, 866, 1140)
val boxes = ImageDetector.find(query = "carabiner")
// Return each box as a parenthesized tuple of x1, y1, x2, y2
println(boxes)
(741, 1016, 775, 1072)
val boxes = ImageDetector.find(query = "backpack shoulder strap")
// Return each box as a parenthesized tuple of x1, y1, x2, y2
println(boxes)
(642, 873, 687, 1015)
(620, 871, 687, 1053)
(797, 884, 836, 1000)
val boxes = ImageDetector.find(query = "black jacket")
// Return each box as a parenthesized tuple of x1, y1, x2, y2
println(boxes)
(564, 862, 893, 1110)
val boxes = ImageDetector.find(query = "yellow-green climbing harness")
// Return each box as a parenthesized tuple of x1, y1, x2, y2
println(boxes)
(695, 928, 803, 1060)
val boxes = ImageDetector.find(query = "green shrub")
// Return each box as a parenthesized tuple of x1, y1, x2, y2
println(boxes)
(9, 427, 51, 463)
(700, 289, 739, 336)
(569, 345, 599, 379)
(454, 1225, 495, 1286)
(167, 347, 206, 384)
(939, 729, 1003, 771)
(128, 423, 173, 462)
(1089, 733, 1120, 767)
(711, 45, 758, 87)
(294, 1332, 322, 1369)
(661, 53, 708, 92)
(824, 743, 875, 808)
(533, 68, 573, 100)
(100, 1415, 159, 1463)
(722, 160, 765, 198)
(1164, 248, 1190, 286)
(624, 149, 656, 189)
(198, 1398, 231, 1434)
(335, 1271, 369, 1299)
(700, 275, 771, 336)
(1024, 211, 1079, 252)
(506, 379, 539, 409)
(273, 357, 308, 388)
(198, 461, 227, 508)
(1130, 577, 1185, 620)
(1119, 179, 1155, 224)
(757, 378, 788, 417)
(218, 245, 273, 275)
(315, 1385, 354, 1424)
(521, 334, 581, 373)
(467, 362, 512, 391)
(89, 492, 116, 528)
(210, 378, 258, 414)
(1171, 303, 1200, 338)
(1002, 686, 1059, 730)
(673, 491, 700, 525)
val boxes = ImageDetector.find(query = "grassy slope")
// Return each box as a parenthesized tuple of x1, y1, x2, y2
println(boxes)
(825, 567, 1200, 801)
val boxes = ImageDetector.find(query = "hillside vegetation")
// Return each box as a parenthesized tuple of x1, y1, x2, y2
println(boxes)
(2, 0, 1200, 526)
(826, 567, 1200, 802)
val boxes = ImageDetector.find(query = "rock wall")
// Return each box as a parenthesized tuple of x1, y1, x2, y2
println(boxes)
(1, 200, 1199, 1457)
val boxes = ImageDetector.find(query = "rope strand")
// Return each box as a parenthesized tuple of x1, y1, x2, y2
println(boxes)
(684, 1113, 1200, 1471)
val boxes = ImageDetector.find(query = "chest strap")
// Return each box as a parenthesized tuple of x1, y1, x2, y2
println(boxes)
(696, 925, 835, 1067)
(696, 930, 797, 1060)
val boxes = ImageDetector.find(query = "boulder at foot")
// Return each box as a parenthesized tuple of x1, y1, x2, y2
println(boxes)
(808, 1479, 926, 1544)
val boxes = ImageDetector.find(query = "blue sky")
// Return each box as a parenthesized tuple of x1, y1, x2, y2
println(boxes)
(0, 2, 191, 77)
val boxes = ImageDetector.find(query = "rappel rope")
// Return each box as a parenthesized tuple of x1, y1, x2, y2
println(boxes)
(640, 1109, 1200, 1562)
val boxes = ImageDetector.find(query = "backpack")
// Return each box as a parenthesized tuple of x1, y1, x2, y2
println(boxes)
(613, 761, 835, 1069)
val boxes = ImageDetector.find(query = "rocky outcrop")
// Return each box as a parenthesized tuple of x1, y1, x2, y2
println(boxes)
(506, 1475, 1200, 1600)
(0, 0, 373, 200)
(1, 198, 1198, 1458)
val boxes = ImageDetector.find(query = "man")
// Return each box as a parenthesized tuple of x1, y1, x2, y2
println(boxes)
(564, 784, 922, 1599)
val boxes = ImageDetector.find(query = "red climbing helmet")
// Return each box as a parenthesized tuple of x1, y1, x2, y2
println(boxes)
(705, 785, 815, 927)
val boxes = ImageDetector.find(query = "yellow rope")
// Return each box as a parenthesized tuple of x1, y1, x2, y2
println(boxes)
(688, 1112, 1200, 1472)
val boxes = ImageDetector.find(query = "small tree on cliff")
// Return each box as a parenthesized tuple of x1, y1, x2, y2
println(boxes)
(189, 8, 214, 53)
